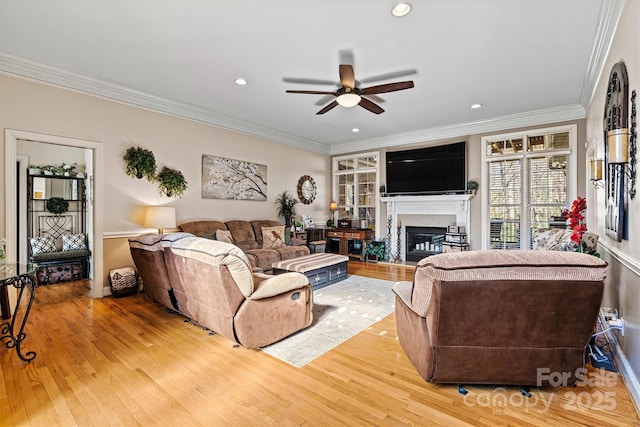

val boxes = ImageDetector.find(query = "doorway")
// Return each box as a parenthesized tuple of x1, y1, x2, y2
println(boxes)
(4, 129, 104, 298)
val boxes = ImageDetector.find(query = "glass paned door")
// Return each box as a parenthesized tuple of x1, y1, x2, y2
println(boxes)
(488, 159, 522, 249)
(529, 154, 569, 244)
(483, 126, 576, 250)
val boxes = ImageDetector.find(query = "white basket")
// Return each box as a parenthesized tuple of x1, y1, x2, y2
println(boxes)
(109, 267, 138, 297)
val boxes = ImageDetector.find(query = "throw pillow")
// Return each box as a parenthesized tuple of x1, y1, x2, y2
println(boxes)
(62, 233, 87, 251)
(215, 229, 235, 244)
(201, 232, 217, 240)
(262, 225, 285, 249)
(30, 235, 57, 255)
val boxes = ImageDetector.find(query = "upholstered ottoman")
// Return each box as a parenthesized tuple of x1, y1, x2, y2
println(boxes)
(272, 253, 349, 289)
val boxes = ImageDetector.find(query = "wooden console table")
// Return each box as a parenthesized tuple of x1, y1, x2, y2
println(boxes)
(327, 228, 373, 260)
(0, 263, 38, 362)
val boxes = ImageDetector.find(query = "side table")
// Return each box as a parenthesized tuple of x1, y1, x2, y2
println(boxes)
(0, 263, 38, 362)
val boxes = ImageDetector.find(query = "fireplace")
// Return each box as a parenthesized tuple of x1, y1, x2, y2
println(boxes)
(381, 194, 472, 262)
(405, 226, 447, 262)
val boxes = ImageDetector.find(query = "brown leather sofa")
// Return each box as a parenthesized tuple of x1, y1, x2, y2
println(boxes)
(164, 236, 313, 348)
(179, 220, 310, 272)
(393, 250, 607, 387)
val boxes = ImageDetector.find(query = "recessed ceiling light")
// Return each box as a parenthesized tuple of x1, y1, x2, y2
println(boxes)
(234, 78, 248, 86)
(471, 103, 483, 109)
(392, 2, 412, 17)
(352, 128, 360, 133)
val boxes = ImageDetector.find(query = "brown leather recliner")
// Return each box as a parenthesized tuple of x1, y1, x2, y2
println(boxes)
(393, 250, 607, 387)
(164, 236, 313, 348)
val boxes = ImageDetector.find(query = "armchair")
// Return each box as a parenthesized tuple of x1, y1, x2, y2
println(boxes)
(164, 237, 313, 348)
(393, 250, 607, 387)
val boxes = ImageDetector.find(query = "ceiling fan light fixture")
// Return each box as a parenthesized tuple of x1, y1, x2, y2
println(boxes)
(391, 2, 412, 17)
(337, 93, 361, 107)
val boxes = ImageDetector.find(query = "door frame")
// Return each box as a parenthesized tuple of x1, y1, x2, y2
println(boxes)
(4, 129, 104, 298)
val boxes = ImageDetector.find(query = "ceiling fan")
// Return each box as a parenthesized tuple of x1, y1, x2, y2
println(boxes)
(285, 64, 414, 115)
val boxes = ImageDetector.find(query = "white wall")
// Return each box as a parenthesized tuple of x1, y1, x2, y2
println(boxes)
(17, 140, 88, 173)
(585, 0, 640, 406)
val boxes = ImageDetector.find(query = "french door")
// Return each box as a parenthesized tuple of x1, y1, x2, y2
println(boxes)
(482, 125, 577, 249)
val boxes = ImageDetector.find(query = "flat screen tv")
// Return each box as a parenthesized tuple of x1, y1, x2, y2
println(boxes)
(385, 141, 467, 195)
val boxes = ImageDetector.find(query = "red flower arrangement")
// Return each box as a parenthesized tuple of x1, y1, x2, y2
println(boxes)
(564, 196, 587, 244)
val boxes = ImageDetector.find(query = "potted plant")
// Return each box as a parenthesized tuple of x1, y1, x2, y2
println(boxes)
(53, 164, 65, 175)
(46, 197, 69, 215)
(274, 190, 298, 227)
(62, 163, 76, 177)
(294, 221, 304, 231)
(123, 146, 157, 180)
(28, 164, 40, 175)
(42, 165, 54, 176)
(467, 180, 479, 195)
(156, 166, 188, 197)
(364, 241, 386, 262)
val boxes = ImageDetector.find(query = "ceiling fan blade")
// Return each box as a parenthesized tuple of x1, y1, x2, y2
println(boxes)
(360, 69, 417, 84)
(339, 64, 356, 89)
(361, 81, 414, 95)
(282, 77, 337, 86)
(358, 97, 384, 114)
(317, 101, 339, 115)
(286, 90, 337, 95)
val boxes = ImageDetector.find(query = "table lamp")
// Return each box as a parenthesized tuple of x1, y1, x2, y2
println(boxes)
(144, 206, 176, 234)
(329, 201, 339, 225)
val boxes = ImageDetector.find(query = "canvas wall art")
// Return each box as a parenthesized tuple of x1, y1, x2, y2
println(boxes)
(201, 155, 267, 200)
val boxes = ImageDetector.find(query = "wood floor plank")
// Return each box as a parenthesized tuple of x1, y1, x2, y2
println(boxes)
(0, 263, 638, 426)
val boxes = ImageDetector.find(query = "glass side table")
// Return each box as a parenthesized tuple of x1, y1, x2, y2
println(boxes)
(0, 263, 38, 362)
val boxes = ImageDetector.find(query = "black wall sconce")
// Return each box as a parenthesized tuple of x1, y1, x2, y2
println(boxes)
(607, 91, 637, 199)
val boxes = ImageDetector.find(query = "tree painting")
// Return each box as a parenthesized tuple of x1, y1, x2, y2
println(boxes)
(201, 155, 267, 200)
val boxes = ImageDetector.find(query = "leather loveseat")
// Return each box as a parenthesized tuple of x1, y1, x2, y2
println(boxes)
(179, 220, 310, 272)
(393, 250, 607, 387)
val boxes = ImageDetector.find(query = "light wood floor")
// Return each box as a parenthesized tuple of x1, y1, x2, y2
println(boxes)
(1, 262, 638, 426)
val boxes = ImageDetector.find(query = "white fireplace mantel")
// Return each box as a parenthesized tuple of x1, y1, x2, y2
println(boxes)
(381, 194, 473, 261)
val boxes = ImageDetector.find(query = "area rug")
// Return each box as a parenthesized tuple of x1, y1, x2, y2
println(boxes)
(261, 275, 396, 367)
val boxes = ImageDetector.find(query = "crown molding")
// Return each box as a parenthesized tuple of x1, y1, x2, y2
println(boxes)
(329, 104, 587, 155)
(0, 53, 330, 154)
(579, 0, 625, 108)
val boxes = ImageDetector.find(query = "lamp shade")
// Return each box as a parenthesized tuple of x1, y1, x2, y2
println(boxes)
(144, 206, 176, 234)
(329, 201, 339, 211)
(608, 128, 629, 164)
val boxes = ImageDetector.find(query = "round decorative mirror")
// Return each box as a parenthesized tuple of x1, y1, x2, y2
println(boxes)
(297, 175, 317, 204)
